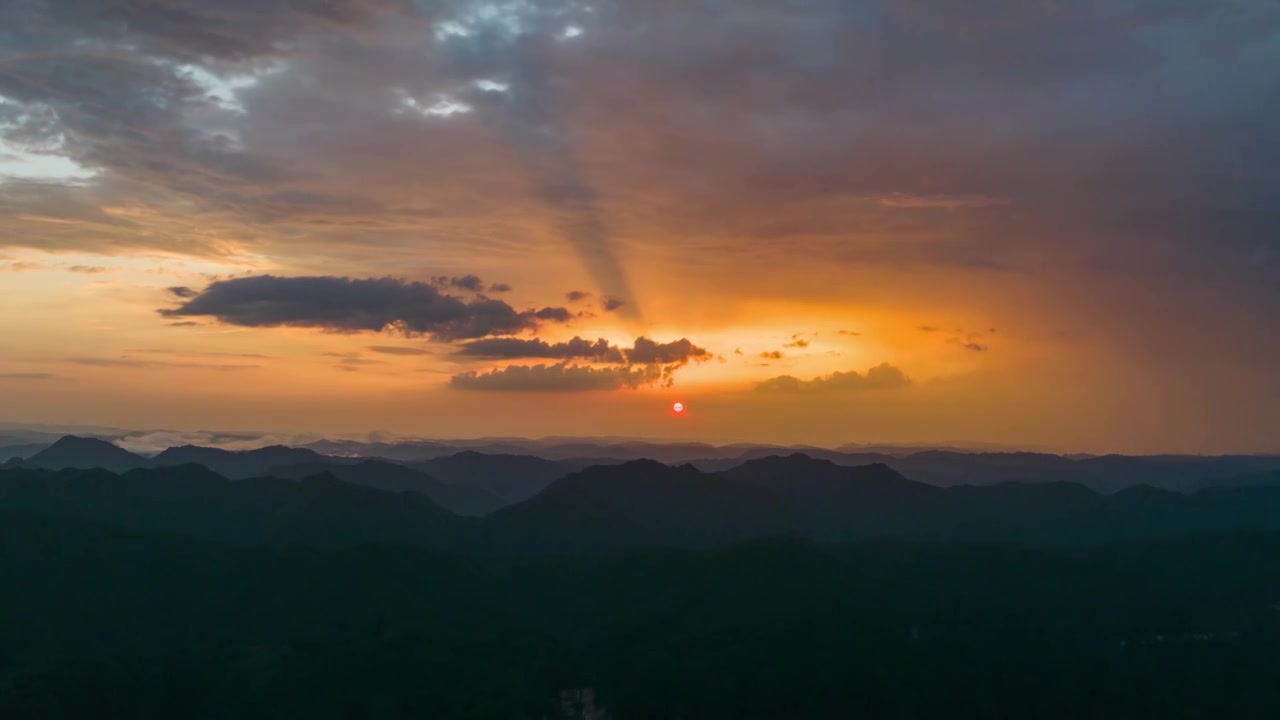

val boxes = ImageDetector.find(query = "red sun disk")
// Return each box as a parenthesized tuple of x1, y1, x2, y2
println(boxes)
(673, 402, 685, 414)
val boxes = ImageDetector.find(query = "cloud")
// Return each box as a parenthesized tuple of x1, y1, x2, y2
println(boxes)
(873, 193, 1010, 210)
(533, 306, 573, 322)
(14, 0, 400, 63)
(129, 348, 271, 360)
(2, 0, 1272, 297)
(756, 363, 911, 393)
(434, 274, 486, 292)
(837, 330, 862, 336)
(0, 372, 56, 380)
(783, 337, 810, 348)
(66, 356, 259, 371)
(1, 0, 1276, 284)
(943, 330, 992, 352)
(112, 428, 333, 455)
(917, 326, 941, 333)
(455, 336, 711, 366)
(167, 286, 198, 298)
(335, 357, 385, 370)
(625, 337, 712, 365)
(566, 290, 591, 302)
(450, 362, 664, 392)
(217, 352, 269, 359)
(366, 346, 432, 356)
(323, 353, 386, 368)
(760, 351, 784, 360)
(66, 265, 116, 274)
(457, 336, 626, 363)
(949, 337, 990, 352)
(2, 261, 44, 272)
(602, 298, 625, 312)
(429, 274, 515, 294)
(451, 334, 711, 391)
(160, 275, 568, 341)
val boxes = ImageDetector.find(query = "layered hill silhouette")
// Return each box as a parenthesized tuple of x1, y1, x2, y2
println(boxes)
(266, 458, 504, 516)
(692, 449, 1280, 493)
(22, 435, 150, 473)
(0, 463, 473, 549)
(490, 455, 1280, 551)
(7, 453, 1280, 553)
(7, 442, 1280, 717)
(486, 460, 791, 552)
(0, 443, 49, 461)
(9, 436, 609, 514)
(412, 450, 619, 503)
(16, 435, 1280, 499)
(153, 443, 334, 478)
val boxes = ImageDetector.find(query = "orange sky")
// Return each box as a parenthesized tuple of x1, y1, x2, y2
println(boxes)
(2, 0, 1278, 453)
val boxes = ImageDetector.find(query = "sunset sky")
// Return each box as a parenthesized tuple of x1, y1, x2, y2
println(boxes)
(2, 0, 1278, 453)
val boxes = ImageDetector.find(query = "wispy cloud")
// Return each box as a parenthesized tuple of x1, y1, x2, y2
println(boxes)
(757, 363, 911, 393)
(66, 357, 259, 371)
(872, 193, 1010, 210)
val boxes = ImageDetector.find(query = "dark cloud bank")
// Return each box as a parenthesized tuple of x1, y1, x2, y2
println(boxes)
(456, 336, 709, 365)
(161, 275, 572, 341)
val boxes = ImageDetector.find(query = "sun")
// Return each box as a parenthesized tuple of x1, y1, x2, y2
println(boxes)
(672, 402, 685, 414)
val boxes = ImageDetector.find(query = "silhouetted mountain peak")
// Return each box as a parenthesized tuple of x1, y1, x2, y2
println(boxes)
(42, 435, 119, 453)
(413, 451, 582, 505)
(726, 454, 909, 486)
(27, 435, 149, 472)
(153, 444, 326, 480)
(734, 453, 852, 473)
(154, 444, 231, 461)
(559, 458, 699, 486)
(617, 457, 674, 471)
(263, 458, 505, 516)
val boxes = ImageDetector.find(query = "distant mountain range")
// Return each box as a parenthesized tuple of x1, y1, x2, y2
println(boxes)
(7, 448, 1280, 553)
(486, 454, 1280, 551)
(152, 443, 332, 476)
(4, 436, 594, 516)
(265, 459, 505, 516)
(8, 434, 1280, 503)
(20, 435, 152, 473)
